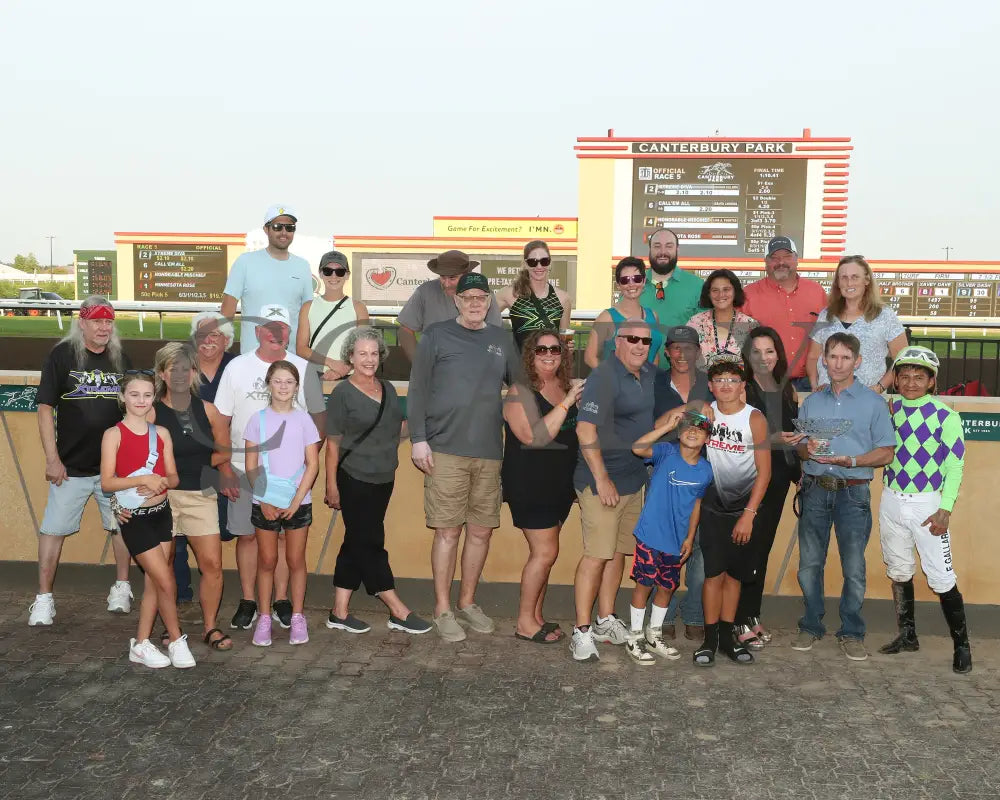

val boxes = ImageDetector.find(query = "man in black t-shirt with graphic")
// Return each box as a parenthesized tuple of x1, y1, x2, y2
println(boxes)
(28, 296, 135, 627)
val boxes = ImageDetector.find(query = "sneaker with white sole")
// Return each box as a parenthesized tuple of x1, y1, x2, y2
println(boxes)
(839, 638, 868, 661)
(456, 604, 495, 634)
(791, 630, 819, 651)
(252, 614, 272, 647)
(107, 581, 133, 613)
(626, 632, 656, 664)
(570, 627, 600, 662)
(644, 626, 682, 660)
(387, 612, 433, 634)
(167, 634, 196, 668)
(289, 613, 309, 645)
(28, 594, 55, 626)
(592, 614, 629, 645)
(432, 610, 467, 642)
(129, 638, 170, 669)
(325, 613, 371, 634)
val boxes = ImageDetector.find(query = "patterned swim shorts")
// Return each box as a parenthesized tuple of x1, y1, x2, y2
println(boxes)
(630, 539, 682, 591)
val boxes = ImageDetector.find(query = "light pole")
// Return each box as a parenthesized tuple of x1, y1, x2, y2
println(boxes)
(46, 235, 56, 280)
(942, 246, 952, 261)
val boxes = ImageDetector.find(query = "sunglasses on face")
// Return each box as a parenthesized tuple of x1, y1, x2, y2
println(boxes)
(125, 369, 155, 376)
(525, 257, 551, 268)
(680, 419, 712, 434)
(617, 274, 645, 286)
(617, 334, 652, 345)
(269, 223, 296, 232)
(533, 344, 562, 356)
(320, 266, 348, 277)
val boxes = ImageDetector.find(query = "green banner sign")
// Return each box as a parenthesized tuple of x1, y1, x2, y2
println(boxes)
(0, 385, 38, 412)
(960, 412, 1000, 441)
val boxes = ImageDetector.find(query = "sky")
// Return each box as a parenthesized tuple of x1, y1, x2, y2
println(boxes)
(2, 0, 998, 265)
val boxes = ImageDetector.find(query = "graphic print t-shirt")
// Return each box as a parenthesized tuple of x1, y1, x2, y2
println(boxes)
(36, 342, 131, 476)
(704, 401, 758, 511)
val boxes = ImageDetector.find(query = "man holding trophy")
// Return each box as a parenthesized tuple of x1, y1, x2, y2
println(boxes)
(789, 332, 896, 661)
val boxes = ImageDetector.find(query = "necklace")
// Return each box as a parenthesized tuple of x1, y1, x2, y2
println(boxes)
(351, 377, 382, 402)
(711, 310, 737, 356)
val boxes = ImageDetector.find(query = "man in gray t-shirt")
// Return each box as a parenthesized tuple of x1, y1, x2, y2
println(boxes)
(408, 272, 520, 643)
(397, 250, 502, 362)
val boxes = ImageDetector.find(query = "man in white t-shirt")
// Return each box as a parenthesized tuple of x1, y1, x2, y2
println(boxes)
(211, 304, 326, 631)
(222, 204, 314, 354)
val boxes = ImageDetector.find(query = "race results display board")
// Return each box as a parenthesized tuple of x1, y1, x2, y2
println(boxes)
(632, 158, 807, 258)
(132, 244, 228, 301)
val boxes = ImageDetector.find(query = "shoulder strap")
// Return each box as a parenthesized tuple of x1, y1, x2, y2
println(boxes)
(309, 296, 350, 348)
(144, 424, 159, 470)
(339, 380, 388, 466)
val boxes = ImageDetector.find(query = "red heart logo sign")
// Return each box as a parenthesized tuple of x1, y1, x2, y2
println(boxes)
(365, 267, 396, 289)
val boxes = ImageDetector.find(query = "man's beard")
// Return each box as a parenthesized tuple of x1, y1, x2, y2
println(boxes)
(649, 255, 678, 276)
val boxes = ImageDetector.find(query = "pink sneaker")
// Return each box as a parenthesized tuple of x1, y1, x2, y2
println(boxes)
(252, 613, 272, 647)
(289, 613, 309, 645)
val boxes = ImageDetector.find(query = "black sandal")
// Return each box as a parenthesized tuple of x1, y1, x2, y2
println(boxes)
(693, 645, 716, 667)
(721, 639, 755, 665)
(203, 628, 233, 651)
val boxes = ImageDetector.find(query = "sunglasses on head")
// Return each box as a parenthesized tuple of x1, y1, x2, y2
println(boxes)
(525, 257, 551, 268)
(617, 274, 645, 285)
(124, 369, 155, 377)
(680, 416, 712, 433)
(320, 266, 348, 277)
(269, 223, 296, 232)
(533, 344, 562, 355)
(617, 334, 652, 345)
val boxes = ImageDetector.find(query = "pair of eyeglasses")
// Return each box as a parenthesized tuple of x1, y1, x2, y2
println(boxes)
(617, 334, 652, 345)
(525, 257, 551, 268)
(617, 275, 645, 286)
(269, 223, 296, 232)
(711, 377, 743, 385)
(125, 369, 155, 376)
(320, 267, 348, 277)
(458, 294, 489, 304)
(533, 344, 562, 355)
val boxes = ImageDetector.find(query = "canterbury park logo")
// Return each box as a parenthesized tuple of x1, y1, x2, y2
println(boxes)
(365, 266, 397, 289)
(698, 162, 735, 183)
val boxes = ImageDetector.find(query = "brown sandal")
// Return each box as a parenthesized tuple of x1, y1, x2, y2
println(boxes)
(203, 628, 233, 651)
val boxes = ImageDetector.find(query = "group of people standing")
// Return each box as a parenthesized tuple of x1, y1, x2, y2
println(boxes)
(25, 209, 972, 675)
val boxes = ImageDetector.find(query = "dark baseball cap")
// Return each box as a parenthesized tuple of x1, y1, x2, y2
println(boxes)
(319, 251, 349, 270)
(766, 236, 798, 257)
(456, 272, 490, 294)
(665, 325, 699, 346)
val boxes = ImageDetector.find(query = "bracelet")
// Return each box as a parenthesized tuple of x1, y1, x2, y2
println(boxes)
(745, 508, 758, 515)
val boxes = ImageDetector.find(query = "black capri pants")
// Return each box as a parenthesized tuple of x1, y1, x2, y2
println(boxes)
(334, 469, 395, 595)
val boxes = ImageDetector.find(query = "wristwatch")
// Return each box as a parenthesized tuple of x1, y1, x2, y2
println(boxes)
(849, 456, 857, 468)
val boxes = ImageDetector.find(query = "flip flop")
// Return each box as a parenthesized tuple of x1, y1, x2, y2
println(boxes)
(540, 621, 565, 640)
(515, 627, 561, 644)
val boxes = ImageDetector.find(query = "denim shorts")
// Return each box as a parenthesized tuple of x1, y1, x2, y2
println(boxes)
(39, 475, 118, 536)
(250, 502, 313, 533)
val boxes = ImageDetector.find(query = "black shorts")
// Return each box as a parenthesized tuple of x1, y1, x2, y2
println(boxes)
(251, 502, 313, 533)
(507, 496, 575, 530)
(120, 501, 173, 559)
(699, 492, 755, 581)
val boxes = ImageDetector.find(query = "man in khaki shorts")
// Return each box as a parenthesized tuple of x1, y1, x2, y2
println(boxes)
(571, 319, 656, 661)
(408, 270, 522, 642)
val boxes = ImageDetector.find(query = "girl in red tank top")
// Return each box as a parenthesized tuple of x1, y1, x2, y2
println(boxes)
(99, 372, 192, 670)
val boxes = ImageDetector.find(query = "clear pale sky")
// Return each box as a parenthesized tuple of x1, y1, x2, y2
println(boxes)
(2, 1, 997, 265)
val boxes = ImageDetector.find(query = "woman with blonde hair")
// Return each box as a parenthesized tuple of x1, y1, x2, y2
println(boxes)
(496, 240, 572, 350)
(806, 255, 908, 392)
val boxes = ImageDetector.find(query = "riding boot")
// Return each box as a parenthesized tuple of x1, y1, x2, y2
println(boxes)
(879, 580, 919, 654)
(939, 585, 972, 674)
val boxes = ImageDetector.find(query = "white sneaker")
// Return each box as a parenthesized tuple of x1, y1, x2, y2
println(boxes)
(129, 638, 170, 669)
(644, 626, 682, 660)
(107, 581, 133, 613)
(168, 634, 197, 669)
(626, 632, 656, 664)
(592, 614, 629, 645)
(570, 627, 600, 662)
(28, 594, 55, 626)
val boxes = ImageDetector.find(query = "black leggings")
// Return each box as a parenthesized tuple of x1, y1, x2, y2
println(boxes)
(737, 471, 794, 623)
(333, 470, 395, 595)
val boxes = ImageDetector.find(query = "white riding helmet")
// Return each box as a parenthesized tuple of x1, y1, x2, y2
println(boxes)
(892, 345, 939, 376)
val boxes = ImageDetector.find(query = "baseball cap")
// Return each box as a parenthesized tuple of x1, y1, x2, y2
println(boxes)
(264, 204, 298, 225)
(766, 236, 797, 257)
(666, 325, 699, 346)
(456, 272, 490, 294)
(319, 251, 349, 270)
(259, 304, 291, 326)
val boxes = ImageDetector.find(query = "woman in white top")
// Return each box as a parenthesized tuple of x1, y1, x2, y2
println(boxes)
(296, 251, 369, 381)
(806, 255, 907, 393)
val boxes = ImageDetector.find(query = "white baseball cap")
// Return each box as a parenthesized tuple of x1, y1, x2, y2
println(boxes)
(264, 204, 298, 225)
(259, 304, 291, 326)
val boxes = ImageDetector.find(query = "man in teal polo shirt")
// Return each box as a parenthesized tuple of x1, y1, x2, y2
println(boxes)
(639, 228, 704, 330)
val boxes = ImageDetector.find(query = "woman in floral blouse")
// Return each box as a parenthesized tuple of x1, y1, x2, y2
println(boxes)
(686, 269, 758, 366)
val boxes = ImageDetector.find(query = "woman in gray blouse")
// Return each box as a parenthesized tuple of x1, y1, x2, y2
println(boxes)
(806, 255, 908, 394)
(323, 327, 431, 635)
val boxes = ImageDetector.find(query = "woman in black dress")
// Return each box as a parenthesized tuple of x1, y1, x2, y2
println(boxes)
(735, 326, 801, 648)
(502, 330, 583, 642)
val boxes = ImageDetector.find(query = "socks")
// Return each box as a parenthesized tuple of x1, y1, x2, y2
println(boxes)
(650, 604, 668, 629)
(629, 605, 646, 632)
(703, 622, 719, 651)
(596, 614, 611, 625)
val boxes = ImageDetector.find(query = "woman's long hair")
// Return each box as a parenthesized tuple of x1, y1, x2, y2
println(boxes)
(512, 240, 551, 300)
(826, 255, 883, 322)
(741, 326, 795, 403)
(154, 342, 200, 401)
(520, 329, 571, 393)
(61, 295, 125, 372)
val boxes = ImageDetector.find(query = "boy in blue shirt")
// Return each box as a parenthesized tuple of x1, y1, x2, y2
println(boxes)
(628, 409, 714, 663)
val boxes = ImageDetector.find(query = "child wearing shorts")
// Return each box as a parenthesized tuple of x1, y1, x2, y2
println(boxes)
(627, 408, 714, 663)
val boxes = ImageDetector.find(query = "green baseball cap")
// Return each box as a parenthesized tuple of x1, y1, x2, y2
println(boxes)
(456, 272, 490, 294)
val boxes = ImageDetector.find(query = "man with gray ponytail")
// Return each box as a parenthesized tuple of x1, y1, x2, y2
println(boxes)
(29, 296, 135, 627)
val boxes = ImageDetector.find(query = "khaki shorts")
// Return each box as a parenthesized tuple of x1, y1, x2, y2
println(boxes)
(576, 486, 643, 561)
(424, 452, 501, 529)
(168, 489, 220, 537)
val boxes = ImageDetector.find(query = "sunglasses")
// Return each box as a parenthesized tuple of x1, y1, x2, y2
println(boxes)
(533, 344, 563, 356)
(525, 257, 552, 268)
(124, 369, 155, 377)
(617, 274, 645, 286)
(711, 377, 743, 385)
(654, 281, 665, 300)
(320, 266, 349, 277)
(269, 223, 296, 232)
(680, 418, 712, 434)
(617, 334, 652, 345)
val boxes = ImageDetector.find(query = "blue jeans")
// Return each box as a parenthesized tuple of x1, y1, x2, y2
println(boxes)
(663, 531, 704, 626)
(173, 536, 193, 602)
(797, 479, 872, 640)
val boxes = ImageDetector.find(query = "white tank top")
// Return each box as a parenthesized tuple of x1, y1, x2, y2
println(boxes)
(307, 295, 358, 370)
(706, 401, 757, 508)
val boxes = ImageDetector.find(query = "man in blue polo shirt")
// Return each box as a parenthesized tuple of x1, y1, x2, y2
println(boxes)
(791, 332, 895, 662)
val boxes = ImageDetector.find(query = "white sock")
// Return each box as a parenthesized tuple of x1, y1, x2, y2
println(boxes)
(596, 614, 611, 625)
(629, 605, 646, 633)
(650, 604, 668, 629)
(37, 592, 53, 599)
(115, 580, 130, 587)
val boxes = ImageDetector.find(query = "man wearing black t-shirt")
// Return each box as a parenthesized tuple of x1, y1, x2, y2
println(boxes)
(28, 296, 134, 627)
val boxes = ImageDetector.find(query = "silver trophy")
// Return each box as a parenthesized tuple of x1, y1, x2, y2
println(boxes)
(793, 418, 853, 456)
